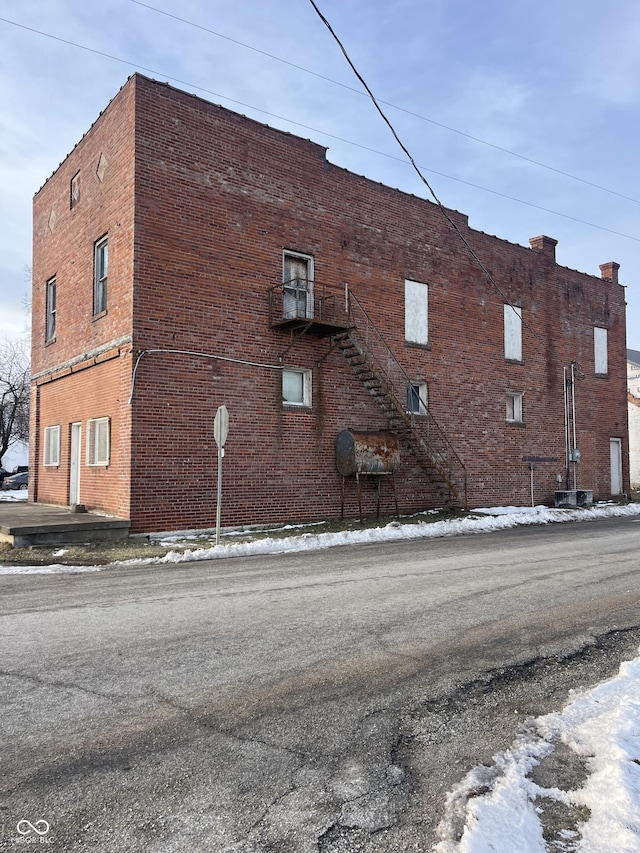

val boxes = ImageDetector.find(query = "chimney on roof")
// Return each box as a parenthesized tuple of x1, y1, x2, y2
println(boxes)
(599, 262, 620, 284)
(529, 235, 558, 261)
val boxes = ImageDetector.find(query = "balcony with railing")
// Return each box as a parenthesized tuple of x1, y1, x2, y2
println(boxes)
(268, 279, 352, 335)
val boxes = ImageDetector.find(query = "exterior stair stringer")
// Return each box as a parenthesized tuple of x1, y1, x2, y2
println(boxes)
(334, 292, 467, 508)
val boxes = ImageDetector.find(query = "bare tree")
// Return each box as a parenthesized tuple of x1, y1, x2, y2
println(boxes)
(0, 337, 30, 467)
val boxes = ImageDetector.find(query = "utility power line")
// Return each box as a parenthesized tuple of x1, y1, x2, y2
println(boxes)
(1, 14, 638, 245)
(130, 0, 640, 208)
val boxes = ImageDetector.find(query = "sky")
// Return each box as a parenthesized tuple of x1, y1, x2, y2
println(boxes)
(1, 0, 640, 349)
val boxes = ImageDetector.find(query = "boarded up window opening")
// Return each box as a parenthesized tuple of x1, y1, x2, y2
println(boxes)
(504, 305, 522, 361)
(405, 280, 428, 344)
(594, 327, 608, 375)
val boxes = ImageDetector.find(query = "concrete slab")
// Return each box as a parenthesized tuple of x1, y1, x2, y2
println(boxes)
(0, 501, 130, 547)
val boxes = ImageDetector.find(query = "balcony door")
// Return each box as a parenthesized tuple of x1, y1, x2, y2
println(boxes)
(283, 252, 313, 320)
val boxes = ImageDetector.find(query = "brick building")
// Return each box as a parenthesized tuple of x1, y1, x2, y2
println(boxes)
(30, 74, 630, 533)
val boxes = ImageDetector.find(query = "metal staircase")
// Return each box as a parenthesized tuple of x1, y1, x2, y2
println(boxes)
(334, 290, 467, 508)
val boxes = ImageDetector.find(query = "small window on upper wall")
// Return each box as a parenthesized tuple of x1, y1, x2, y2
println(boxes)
(506, 391, 523, 423)
(405, 280, 428, 344)
(594, 327, 608, 375)
(43, 425, 61, 466)
(282, 368, 312, 407)
(504, 305, 522, 361)
(94, 235, 108, 315)
(87, 417, 110, 465)
(407, 381, 428, 415)
(70, 172, 80, 208)
(45, 277, 56, 342)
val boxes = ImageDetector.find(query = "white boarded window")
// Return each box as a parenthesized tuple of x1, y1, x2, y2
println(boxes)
(282, 368, 312, 407)
(594, 327, 608, 375)
(505, 392, 523, 423)
(43, 425, 61, 466)
(405, 280, 428, 344)
(86, 417, 110, 465)
(504, 305, 522, 361)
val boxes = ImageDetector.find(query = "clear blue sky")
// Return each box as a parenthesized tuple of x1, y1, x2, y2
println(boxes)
(2, 0, 639, 349)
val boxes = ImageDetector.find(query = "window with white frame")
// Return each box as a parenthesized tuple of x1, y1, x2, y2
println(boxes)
(594, 327, 608, 375)
(504, 304, 522, 361)
(405, 280, 428, 344)
(86, 417, 110, 465)
(407, 381, 428, 415)
(282, 368, 312, 407)
(46, 276, 56, 342)
(505, 391, 523, 423)
(43, 425, 61, 466)
(94, 235, 108, 315)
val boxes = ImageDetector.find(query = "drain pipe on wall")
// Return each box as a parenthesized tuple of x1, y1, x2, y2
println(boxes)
(529, 461, 535, 507)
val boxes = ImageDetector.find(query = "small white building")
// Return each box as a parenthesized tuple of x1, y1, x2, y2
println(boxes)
(628, 349, 640, 488)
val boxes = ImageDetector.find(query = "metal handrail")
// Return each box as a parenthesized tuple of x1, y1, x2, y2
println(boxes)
(345, 289, 467, 505)
(268, 280, 350, 327)
(267, 278, 467, 504)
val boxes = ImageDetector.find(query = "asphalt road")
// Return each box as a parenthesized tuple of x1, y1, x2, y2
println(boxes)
(2, 516, 640, 851)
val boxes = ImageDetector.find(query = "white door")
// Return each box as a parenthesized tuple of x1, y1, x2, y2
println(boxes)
(283, 254, 313, 319)
(70, 422, 81, 505)
(610, 437, 623, 496)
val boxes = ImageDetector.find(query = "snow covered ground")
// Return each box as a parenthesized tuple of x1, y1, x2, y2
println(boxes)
(2, 499, 640, 573)
(2, 498, 640, 849)
(435, 654, 640, 852)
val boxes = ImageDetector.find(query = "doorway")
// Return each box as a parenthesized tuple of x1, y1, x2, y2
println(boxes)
(610, 437, 623, 496)
(70, 422, 81, 506)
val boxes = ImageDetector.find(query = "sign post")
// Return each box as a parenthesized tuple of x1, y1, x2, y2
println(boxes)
(213, 404, 229, 546)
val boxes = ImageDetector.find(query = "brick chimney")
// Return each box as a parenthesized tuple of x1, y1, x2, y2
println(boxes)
(599, 262, 620, 284)
(529, 235, 558, 260)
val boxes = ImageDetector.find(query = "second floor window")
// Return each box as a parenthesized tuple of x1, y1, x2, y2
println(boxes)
(405, 280, 428, 345)
(94, 236, 108, 315)
(594, 327, 608, 375)
(504, 304, 522, 361)
(46, 277, 56, 341)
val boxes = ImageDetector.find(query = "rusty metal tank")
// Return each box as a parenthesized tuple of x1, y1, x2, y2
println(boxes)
(335, 430, 400, 477)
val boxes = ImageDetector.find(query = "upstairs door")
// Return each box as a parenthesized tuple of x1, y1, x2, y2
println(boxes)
(283, 253, 313, 320)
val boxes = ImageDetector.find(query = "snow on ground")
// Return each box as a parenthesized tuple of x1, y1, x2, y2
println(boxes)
(1, 502, 640, 575)
(0, 489, 27, 501)
(0, 562, 103, 574)
(158, 502, 640, 564)
(435, 652, 640, 852)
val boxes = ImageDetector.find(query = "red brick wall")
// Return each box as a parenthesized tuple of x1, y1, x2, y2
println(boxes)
(30, 81, 136, 515)
(32, 352, 132, 518)
(30, 74, 630, 532)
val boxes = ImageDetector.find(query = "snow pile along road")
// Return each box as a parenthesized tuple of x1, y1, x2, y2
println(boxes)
(435, 651, 640, 852)
(160, 502, 640, 564)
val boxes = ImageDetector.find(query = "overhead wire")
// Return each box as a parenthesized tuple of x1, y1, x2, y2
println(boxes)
(306, 0, 557, 356)
(1, 13, 639, 244)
